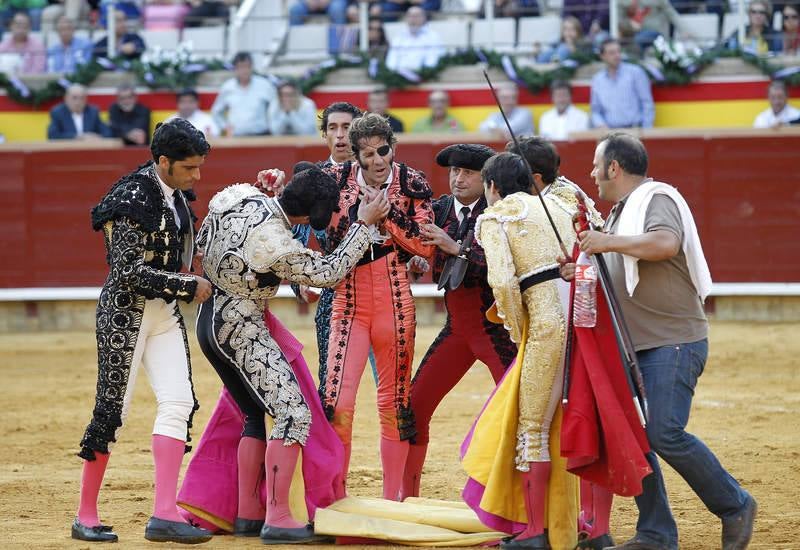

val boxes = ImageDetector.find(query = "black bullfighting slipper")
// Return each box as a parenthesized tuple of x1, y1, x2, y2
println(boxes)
(233, 517, 264, 537)
(722, 493, 757, 550)
(71, 518, 119, 542)
(259, 523, 328, 544)
(500, 533, 551, 549)
(144, 516, 213, 544)
(576, 533, 615, 550)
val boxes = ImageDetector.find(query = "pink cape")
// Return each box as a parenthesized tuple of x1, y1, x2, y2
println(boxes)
(177, 311, 345, 531)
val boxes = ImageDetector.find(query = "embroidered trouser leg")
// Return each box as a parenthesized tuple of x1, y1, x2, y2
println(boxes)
(115, 298, 194, 444)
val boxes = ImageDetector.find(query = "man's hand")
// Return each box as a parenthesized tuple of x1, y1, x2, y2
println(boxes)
(296, 285, 320, 304)
(191, 251, 204, 273)
(407, 255, 430, 276)
(420, 223, 460, 256)
(125, 128, 147, 145)
(193, 275, 212, 303)
(557, 255, 576, 281)
(357, 190, 390, 226)
(256, 169, 286, 196)
(578, 229, 615, 255)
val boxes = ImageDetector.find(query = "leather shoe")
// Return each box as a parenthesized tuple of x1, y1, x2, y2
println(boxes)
(234, 517, 264, 537)
(722, 493, 757, 550)
(500, 533, 550, 549)
(144, 516, 213, 544)
(259, 523, 325, 544)
(578, 533, 615, 549)
(71, 518, 119, 542)
(602, 537, 667, 550)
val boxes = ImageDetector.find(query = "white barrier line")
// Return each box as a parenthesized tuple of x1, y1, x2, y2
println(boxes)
(1, 283, 800, 302)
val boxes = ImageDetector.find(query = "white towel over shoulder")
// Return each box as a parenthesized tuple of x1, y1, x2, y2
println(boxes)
(615, 180, 712, 302)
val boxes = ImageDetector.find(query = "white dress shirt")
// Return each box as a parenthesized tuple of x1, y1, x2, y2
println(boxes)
(453, 197, 479, 223)
(211, 74, 277, 136)
(156, 171, 180, 229)
(385, 24, 445, 73)
(538, 105, 590, 141)
(753, 105, 800, 128)
(71, 112, 84, 135)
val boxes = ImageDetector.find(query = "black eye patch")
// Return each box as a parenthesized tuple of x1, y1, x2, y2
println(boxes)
(377, 144, 391, 156)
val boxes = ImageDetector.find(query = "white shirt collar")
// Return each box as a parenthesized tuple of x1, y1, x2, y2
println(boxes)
(453, 196, 480, 217)
(155, 170, 176, 200)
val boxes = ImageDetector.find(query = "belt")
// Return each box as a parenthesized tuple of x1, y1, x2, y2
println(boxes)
(357, 244, 394, 266)
(519, 267, 560, 292)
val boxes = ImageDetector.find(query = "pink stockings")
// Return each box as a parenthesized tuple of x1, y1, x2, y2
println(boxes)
(237, 437, 266, 521)
(152, 434, 188, 523)
(400, 443, 427, 501)
(77, 451, 111, 527)
(380, 438, 409, 501)
(516, 462, 552, 541)
(265, 439, 304, 528)
(579, 479, 613, 537)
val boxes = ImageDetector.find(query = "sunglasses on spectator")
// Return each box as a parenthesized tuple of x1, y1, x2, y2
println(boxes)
(749, 9, 767, 14)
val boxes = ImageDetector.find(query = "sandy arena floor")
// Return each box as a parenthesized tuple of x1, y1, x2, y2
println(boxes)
(0, 321, 797, 549)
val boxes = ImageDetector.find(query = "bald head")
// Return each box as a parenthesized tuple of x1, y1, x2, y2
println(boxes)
(65, 84, 88, 114)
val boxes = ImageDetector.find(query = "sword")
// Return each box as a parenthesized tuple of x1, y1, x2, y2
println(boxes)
(438, 229, 475, 291)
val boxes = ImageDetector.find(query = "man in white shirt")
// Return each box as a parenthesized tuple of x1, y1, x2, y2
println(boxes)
(385, 6, 445, 73)
(268, 81, 318, 136)
(211, 51, 276, 136)
(538, 80, 589, 141)
(169, 88, 220, 138)
(478, 83, 535, 139)
(753, 80, 800, 129)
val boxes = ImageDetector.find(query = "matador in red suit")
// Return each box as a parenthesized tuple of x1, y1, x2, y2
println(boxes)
(400, 144, 517, 500)
(319, 113, 434, 500)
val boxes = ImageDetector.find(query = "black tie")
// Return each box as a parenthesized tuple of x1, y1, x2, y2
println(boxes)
(455, 206, 471, 242)
(175, 191, 194, 270)
(175, 192, 190, 233)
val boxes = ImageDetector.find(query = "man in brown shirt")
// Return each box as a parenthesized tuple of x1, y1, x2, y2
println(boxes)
(560, 133, 755, 550)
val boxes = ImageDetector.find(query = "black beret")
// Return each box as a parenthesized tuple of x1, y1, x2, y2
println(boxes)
(435, 143, 496, 171)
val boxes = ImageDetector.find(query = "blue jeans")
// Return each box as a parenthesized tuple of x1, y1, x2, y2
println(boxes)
(289, 0, 348, 25)
(633, 339, 748, 549)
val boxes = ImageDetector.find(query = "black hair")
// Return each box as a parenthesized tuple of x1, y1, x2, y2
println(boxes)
(319, 102, 362, 134)
(176, 88, 199, 101)
(599, 132, 648, 177)
(549, 79, 571, 94)
(150, 118, 210, 163)
(599, 37, 620, 55)
(279, 167, 341, 231)
(481, 152, 532, 198)
(505, 136, 560, 184)
(232, 51, 252, 65)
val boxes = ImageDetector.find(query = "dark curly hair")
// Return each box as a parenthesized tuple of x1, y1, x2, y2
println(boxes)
(319, 102, 362, 134)
(349, 112, 396, 156)
(505, 136, 560, 185)
(150, 118, 210, 163)
(481, 152, 532, 198)
(279, 165, 341, 230)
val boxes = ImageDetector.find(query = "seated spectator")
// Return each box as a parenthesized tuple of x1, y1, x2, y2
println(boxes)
(366, 16, 388, 58)
(726, 0, 780, 54)
(92, 9, 146, 59)
(478, 83, 535, 139)
(385, 6, 444, 72)
(109, 83, 151, 145)
(184, 0, 237, 27)
(211, 51, 277, 136)
(169, 88, 220, 137)
(47, 83, 111, 140)
(0, 12, 45, 73)
(47, 15, 92, 73)
(412, 90, 465, 133)
(537, 15, 589, 63)
(268, 81, 318, 136)
(1, 0, 46, 31)
(779, 4, 799, 55)
(41, 0, 90, 34)
(367, 87, 404, 132)
(97, 0, 142, 28)
(143, 0, 189, 30)
(590, 38, 654, 128)
(617, 0, 690, 54)
(563, 0, 609, 46)
(480, 0, 539, 18)
(288, 0, 348, 25)
(538, 80, 589, 140)
(753, 79, 799, 127)
(381, 0, 440, 21)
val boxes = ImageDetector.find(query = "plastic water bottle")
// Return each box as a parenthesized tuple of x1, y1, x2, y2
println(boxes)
(573, 264, 597, 328)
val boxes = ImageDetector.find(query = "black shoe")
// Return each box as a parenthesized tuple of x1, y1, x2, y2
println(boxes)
(144, 516, 213, 544)
(71, 518, 118, 542)
(500, 533, 551, 549)
(259, 523, 325, 544)
(234, 517, 264, 537)
(722, 493, 757, 550)
(602, 538, 667, 550)
(577, 533, 615, 550)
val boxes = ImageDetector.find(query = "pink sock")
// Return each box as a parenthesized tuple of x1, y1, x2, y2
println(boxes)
(399, 443, 427, 501)
(590, 483, 614, 536)
(264, 439, 304, 529)
(238, 437, 267, 521)
(579, 478, 594, 534)
(516, 462, 551, 541)
(152, 434, 187, 523)
(77, 451, 110, 527)
(380, 437, 409, 501)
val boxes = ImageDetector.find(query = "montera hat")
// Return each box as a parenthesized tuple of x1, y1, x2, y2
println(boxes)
(435, 143, 496, 171)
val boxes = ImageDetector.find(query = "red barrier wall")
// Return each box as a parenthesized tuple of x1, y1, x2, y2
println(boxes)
(1, 132, 799, 288)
